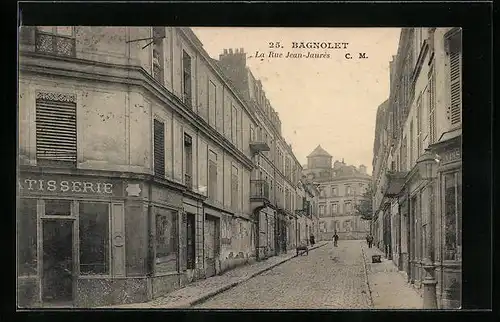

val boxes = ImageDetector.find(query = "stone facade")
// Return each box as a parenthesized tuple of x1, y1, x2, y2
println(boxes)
(302, 146, 371, 241)
(372, 28, 462, 309)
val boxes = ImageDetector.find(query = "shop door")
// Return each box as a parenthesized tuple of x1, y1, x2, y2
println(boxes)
(204, 217, 218, 277)
(42, 219, 74, 305)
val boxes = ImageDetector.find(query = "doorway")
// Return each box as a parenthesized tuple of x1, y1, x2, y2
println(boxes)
(204, 215, 219, 277)
(42, 219, 74, 305)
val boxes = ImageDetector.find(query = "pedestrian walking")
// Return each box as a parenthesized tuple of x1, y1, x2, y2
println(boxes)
(333, 233, 339, 247)
(309, 234, 315, 246)
(367, 234, 374, 248)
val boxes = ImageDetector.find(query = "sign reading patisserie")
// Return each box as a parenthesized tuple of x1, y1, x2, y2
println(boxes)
(18, 177, 115, 195)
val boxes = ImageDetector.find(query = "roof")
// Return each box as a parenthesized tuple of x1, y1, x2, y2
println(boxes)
(307, 145, 332, 158)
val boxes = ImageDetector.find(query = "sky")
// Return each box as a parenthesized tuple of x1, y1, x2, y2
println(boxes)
(192, 27, 401, 175)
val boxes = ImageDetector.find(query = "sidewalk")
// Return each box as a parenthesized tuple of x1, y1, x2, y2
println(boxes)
(361, 243, 423, 309)
(102, 241, 328, 309)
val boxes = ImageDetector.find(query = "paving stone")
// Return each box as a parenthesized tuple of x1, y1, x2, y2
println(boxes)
(195, 241, 371, 309)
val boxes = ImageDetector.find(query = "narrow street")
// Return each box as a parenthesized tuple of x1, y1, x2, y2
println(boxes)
(195, 240, 371, 309)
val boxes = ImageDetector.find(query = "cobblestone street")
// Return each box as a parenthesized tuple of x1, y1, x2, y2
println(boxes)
(195, 240, 371, 309)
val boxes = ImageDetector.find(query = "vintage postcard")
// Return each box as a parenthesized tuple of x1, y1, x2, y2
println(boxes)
(17, 25, 462, 310)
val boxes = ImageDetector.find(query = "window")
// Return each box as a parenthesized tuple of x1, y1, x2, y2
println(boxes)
(184, 134, 193, 189)
(36, 92, 77, 165)
(45, 199, 71, 216)
(344, 202, 352, 213)
(208, 81, 217, 127)
(416, 94, 422, 158)
(35, 26, 75, 57)
(331, 203, 338, 215)
(231, 165, 239, 210)
(155, 208, 178, 272)
(401, 136, 408, 171)
(208, 150, 217, 200)
(182, 51, 192, 107)
(443, 172, 462, 260)
(331, 186, 337, 196)
(445, 29, 462, 127)
(409, 121, 414, 165)
(319, 205, 325, 217)
(18, 199, 37, 276)
(186, 214, 196, 269)
(250, 124, 255, 142)
(153, 119, 165, 178)
(152, 27, 165, 84)
(428, 60, 436, 143)
(79, 203, 110, 275)
(346, 186, 352, 196)
(231, 105, 237, 144)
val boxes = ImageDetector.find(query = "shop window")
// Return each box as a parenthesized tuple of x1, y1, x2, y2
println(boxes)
(155, 208, 178, 273)
(79, 203, 110, 275)
(444, 172, 462, 260)
(18, 199, 38, 276)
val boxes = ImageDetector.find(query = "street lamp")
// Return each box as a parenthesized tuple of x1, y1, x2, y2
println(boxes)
(416, 150, 440, 309)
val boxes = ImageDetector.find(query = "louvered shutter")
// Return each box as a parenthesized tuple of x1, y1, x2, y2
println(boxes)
(36, 99, 77, 162)
(449, 50, 462, 125)
(153, 119, 165, 178)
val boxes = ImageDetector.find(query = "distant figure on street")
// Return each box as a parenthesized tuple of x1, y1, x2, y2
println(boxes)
(366, 234, 374, 248)
(309, 234, 315, 246)
(333, 233, 339, 247)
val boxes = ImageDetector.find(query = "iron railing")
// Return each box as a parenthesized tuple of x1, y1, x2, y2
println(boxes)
(250, 180, 270, 200)
(35, 31, 76, 57)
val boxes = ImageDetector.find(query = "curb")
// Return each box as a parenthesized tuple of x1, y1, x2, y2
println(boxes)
(187, 242, 328, 308)
(360, 245, 374, 308)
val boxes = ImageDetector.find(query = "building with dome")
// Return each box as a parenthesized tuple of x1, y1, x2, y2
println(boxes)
(302, 145, 372, 240)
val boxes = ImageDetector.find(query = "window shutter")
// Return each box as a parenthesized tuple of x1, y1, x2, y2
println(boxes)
(428, 65, 436, 143)
(449, 50, 462, 126)
(36, 99, 77, 162)
(153, 119, 165, 178)
(208, 161, 217, 200)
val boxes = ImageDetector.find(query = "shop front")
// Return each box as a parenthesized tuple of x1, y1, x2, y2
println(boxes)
(17, 169, 132, 307)
(429, 130, 462, 309)
(17, 168, 199, 308)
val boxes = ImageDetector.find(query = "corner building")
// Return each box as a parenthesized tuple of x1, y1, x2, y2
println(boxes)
(302, 146, 371, 241)
(18, 27, 267, 307)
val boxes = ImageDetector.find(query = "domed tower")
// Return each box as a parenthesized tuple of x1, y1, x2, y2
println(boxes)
(307, 145, 333, 169)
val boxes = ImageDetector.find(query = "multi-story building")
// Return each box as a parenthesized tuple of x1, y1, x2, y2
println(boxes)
(216, 48, 306, 258)
(372, 28, 462, 309)
(17, 26, 276, 308)
(302, 146, 371, 241)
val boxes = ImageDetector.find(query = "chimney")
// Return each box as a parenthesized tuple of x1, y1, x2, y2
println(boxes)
(359, 164, 367, 174)
(223, 48, 228, 54)
(229, 48, 233, 54)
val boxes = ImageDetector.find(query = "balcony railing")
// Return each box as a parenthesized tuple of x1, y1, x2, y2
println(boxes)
(35, 31, 76, 57)
(185, 173, 192, 189)
(250, 180, 270, 201)
(153, 64, 164, 84)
